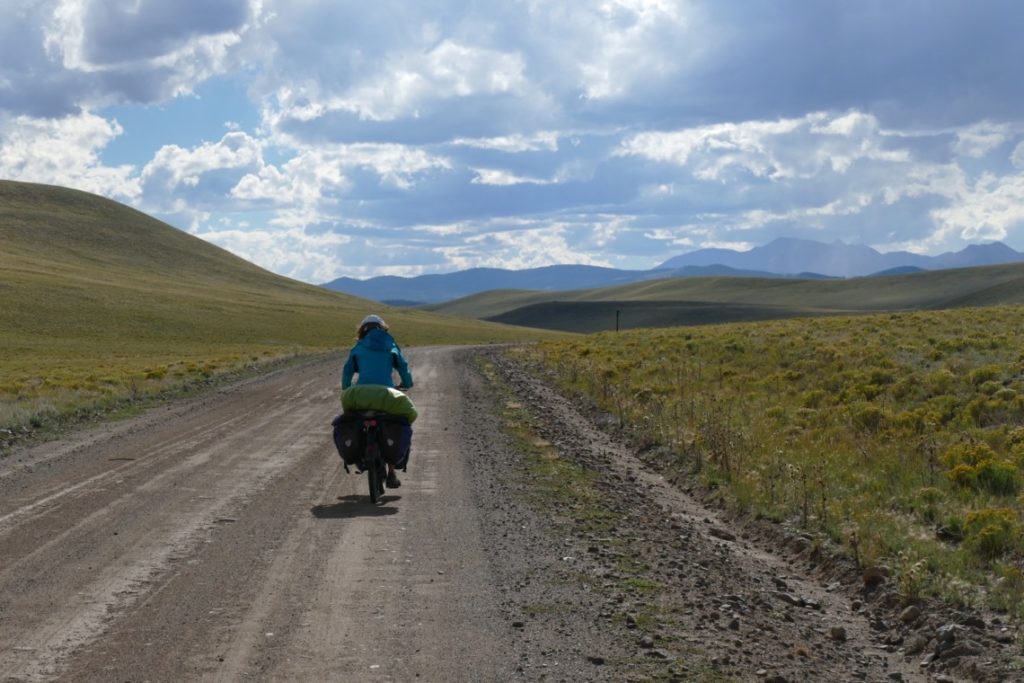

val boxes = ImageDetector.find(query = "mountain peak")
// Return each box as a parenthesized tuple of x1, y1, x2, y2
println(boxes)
(658, 238, 1023, 277)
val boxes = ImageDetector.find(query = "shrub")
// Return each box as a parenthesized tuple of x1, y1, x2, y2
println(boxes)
(943, 442, 1020, 495)
(942, 442, 997, 469)
(924, 369, 956, 396)
(896, 552, 931, 604)
(994, 388, 1018, 402)
(975, 460, 1020, 496)
(969, 365, 1002, 386)
(852, 404, 886, 432)
(893, 377, 922, 401)
(966, 397, 1002, 427)
(869, 368, 896, 385)
(947, 464, 978, 489)
(963, 508, 1019, 562)
(979, 380, 1002, 396)
(999, 428, 1024, 448)
(892, 409, 927, 435)
(855, 383, 885, 400)
(991, 566, 1024, 618)
(801, 389, 827, 409)
(816, 345, 840, 362)
(924, 395, 959, 425)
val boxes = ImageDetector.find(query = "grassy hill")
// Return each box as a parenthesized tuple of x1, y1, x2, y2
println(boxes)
(429, 264, 1024, 331)
(0, 180, 558, 440)
(487, 300, 824, 334)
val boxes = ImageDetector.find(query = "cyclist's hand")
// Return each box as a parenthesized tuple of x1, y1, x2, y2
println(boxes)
(395, 385, 411, 392)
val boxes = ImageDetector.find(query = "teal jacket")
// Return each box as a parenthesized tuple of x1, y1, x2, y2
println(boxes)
(341, 329, 413, 389)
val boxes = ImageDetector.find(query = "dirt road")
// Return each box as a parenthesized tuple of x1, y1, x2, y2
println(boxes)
(1, 348, 517, 682)
(0, 347, 1016, 682)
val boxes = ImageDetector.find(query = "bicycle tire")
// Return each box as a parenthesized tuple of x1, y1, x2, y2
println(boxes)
(366, 442, 381, 503)
(376, 459, 386, 497)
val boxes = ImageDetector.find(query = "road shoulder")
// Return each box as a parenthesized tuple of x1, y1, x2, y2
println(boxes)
(471, 347, 1020, 682)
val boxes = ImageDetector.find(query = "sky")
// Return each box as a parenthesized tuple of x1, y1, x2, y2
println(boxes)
(2, 0, 1024, 283)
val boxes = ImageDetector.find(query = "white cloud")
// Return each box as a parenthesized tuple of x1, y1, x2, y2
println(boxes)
(142, 131, 262, 189)
(530, 0, 692, 100)
(439, 223, 612, 271)
(250, 0, 694, 137)
(231, 163, 341, 212)
(693, 239, 755, 252)
(931, 172, 1024, 243)
(953, 121, 1011, 158)
(643, 228, 684, 242)
(471, 168, 551, 186)
(232, 143, 449, 212)
(340, 144, 452, 188)
(193, 223, 353, 283)
(0, 111, 138, 199)
(733, 194, 876, 232)
(810, 110, 876, 137)
(1012, 140, 1024, 170)
(618, 111, 908, 181)
(42, 0, 260, 102)
(452, 132, 559, 153)
(880, 163, 967, 205)
(269, 40, 528, 124)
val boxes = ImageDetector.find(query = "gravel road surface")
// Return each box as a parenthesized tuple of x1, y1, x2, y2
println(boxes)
(0, 346, 1017, 682)
(1, 348, 513, 682)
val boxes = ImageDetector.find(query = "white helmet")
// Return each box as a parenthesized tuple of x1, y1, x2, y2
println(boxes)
(359, 314, 387, 328)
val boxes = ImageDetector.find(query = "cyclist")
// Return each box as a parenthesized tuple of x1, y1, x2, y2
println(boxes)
(341, 314, 414, 488)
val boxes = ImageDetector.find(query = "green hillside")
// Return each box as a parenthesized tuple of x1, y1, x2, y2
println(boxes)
(0, 180, 558, 440)
(430, 263, 1024, 330)
(488, 300, 823, 334)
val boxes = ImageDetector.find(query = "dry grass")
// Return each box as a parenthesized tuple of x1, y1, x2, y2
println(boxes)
(520, 305, 1024, 615)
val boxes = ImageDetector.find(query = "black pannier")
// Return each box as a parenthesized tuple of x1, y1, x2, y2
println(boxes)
(378, 418, 412, 469)
(331, 413, 363, 466)
(331, 413, 412, 469)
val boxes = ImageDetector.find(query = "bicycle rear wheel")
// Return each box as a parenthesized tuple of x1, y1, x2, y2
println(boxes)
(366, 442, 382, 503)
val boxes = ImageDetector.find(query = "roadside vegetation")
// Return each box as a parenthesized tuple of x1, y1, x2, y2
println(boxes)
(0, 180, 560, 452)
(519, 304, 1024, 618)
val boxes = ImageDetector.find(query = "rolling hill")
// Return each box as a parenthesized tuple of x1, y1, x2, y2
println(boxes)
(428, 264, 1024, 333)
(0, 180, 558, 435)
(321, 238, 1021, 305)
(320, 263, 824, 305)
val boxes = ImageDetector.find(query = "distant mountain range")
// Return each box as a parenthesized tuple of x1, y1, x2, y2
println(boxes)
(321, 238, 1024, 305)
(321, 263, 831, 304)
(658, 238, 1024, 277)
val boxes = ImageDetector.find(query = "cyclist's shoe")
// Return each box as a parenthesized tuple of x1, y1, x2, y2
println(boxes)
(386, 471, 402, 489)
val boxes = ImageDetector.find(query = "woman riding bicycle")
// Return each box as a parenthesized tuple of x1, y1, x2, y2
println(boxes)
(341, 314, 414, 488)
